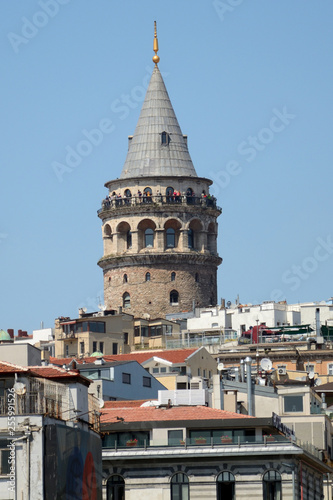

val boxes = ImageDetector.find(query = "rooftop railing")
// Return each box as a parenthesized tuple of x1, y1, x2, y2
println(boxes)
(98, 195, 221, 214)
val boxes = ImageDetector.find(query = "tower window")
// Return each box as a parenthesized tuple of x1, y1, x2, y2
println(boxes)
(188, 229, 194, 249)
(161, 131, 170, 145)
(171, 272, 176, 281)
(144, 228, 154, 248)
(123, 274, 128, 283)
(145, 272, 151, 282)
(166, 228, 175, 248)
(195, 273, 199, 282)
(170, 290, 179, 305)
(123, 293, 130, 308)
(124, 189, 132, 197)
(126, 231, 132, 249)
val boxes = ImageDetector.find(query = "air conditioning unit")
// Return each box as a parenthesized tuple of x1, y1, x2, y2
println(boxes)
(278, 367, 287, 375)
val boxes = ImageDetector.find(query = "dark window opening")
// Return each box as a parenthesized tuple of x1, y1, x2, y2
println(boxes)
(122, 373, 131, 384)
(188, 229, 194, 249)
(123, 274, 128, 283)
(143, 376, 151, 387)
(170, 290, 179, 304)
(145, 272, 151, 282)
(161, 131, 170, 145)
(171, 272, 176, 281)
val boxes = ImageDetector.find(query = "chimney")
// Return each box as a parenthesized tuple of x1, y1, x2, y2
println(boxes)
(8, 329, 14, 339)
(316, 308, 320, 337)
(18, 330, 23, 337)
(22, 331, 28, 337)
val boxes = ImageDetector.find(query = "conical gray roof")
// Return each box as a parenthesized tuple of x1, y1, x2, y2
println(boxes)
(119, 65, 197, 179)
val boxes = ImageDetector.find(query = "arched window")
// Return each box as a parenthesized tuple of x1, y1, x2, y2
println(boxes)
(195, 273, 199, 283)
(188, 229, 194, 249)
(107, 474, 125, 500)
(124, 189, 132, 198)
(123, 274, 128, 283)
(123, 293, 130, 309)
(104, 224, 112, 238)
(170, 290, 179, 305)
(171, 272, 176, 282)
(126, 231, 132, 249)
(217, 471, 235, 500)
(171, 473, 189, 500)
(166, 228, 175, 248)
(144, 228, 154, 248)
(263, 470, 281, 500)
(161, 131, 170, 145)
(145, 272, 151, 282)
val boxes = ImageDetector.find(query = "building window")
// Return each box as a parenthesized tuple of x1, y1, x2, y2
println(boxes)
(123, 292, 130, 309)
(217, 471, 235, 500)
(263, 470, 281, 500)
(152, 367, 159, 374)
(122, 373, 131, 384)
(92, 341, 97, 353)
(170, 290, 179, 305)
(80, 342, 84, 355)
(161, 131, 170, 145)
(195, 273, 199, 282)
(124, 189, 132, 198)
(171, 272, 176, 281)
(144, 228, 154, 248)
(171, 473, 189, 500)
(168, 430, 183, 446)
(143, 376, 151, 387)
(65, 345, 69, 356)
(107, 475, 125, 500)
(145, 272, 151, 282)
(123, 273, 128, 283)
(99, 342, 104, 353)
(0, 441, 10, 475)
(188, 228, 194, 248)
(112, 343, 117, 355)
(328, 364, 333, 376)
(284, 395, 303, 413)
(306, 363, 315, 375)
(166, 228, 175, 248)
(126, 230, 132, 249)
(124, 332, 129, 345)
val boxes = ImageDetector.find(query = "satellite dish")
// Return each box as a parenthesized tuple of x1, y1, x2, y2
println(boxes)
(308, 372, 315, 379)
(98, 304, 107, 312)
(260, 358, 273, 371)
(140, 400, 159, 407)
(82, 307, 87, 313)
(98, 398, 105, 409)
(217, 362, 224, 371)
(314, 378, 322, 387)
(13, 382, 26, 395)
(227, 301, 232, 307)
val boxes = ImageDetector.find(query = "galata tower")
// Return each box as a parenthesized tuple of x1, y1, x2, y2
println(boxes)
(98, 23, 222, 319)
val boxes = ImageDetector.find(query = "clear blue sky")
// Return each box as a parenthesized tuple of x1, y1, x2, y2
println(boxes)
(1, 1, 333, 334)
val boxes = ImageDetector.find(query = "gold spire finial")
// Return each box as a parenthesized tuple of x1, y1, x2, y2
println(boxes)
(153, 21, 160, 65)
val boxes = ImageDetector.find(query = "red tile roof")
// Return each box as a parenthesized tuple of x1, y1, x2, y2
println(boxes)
(0, 361, 28, 373)
(100, 405, 254, 424)
(0, 361, 85, 381)
(50, 348, 198, 367)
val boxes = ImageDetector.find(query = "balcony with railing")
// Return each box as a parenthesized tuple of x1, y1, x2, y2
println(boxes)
(98, 195, 221, 215)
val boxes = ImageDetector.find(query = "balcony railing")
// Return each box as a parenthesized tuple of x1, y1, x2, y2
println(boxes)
(98, 195, 221, 214)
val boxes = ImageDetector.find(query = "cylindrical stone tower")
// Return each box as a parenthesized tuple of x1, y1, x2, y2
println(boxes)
(97, 27, 222, 319)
